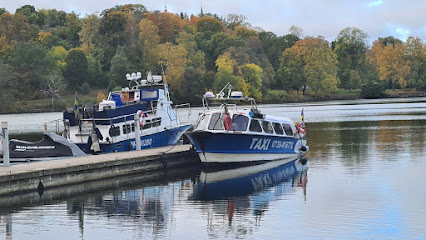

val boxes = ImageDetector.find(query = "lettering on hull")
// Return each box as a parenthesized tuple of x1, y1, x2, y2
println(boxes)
(130, 138, 153, 149)
(249, 137, 294, 151)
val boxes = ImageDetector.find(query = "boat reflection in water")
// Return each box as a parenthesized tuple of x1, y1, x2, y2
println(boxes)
(189, 158, 307, 230)
(192, 158, 308, 201)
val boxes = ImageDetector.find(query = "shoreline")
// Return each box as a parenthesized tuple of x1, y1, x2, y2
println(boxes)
(1, 91, 425, 115)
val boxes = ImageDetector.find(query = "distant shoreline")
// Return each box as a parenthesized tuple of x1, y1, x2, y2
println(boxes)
(1, 90, 425, 115)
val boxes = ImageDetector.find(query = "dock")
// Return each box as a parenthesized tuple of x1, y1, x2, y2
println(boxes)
(0, 145, 198, 196)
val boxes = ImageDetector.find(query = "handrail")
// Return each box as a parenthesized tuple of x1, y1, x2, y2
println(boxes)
(174, 103, 191, 125)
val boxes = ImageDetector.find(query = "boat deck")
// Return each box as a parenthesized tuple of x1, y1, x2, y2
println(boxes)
(0, 145, 198, 196)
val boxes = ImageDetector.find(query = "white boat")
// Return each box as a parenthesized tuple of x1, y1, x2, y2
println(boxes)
(185, 83, 308, 164)
(63, 71, 191, 154)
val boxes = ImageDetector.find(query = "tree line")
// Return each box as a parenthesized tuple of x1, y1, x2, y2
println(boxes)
(0, 4, 425, 111)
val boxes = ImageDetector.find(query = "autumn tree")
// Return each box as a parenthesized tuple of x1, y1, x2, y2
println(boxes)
(241, 63, 263, 100)
(176, 32, 206, 103)
(371, 39, 410, 90)
(225, 14, 250, 30)
(158, 42, 188, 95)
(146, 11, 183, 43)
(277, 37, 339, 96)
(405, 36, 426, 89)
(0, 13, 38, 57)
(214, 52, 248, 96)
(139, 18, 161, 72)
(235, 26, 257, 39)
(79, 14, 100, 54)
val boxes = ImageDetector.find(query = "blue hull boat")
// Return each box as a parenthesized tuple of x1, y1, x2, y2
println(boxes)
(186, 84, 308, 164)
(63, 71, 192, 154)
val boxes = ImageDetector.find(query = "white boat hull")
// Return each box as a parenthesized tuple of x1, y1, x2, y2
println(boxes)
(198, 152, 301, 163)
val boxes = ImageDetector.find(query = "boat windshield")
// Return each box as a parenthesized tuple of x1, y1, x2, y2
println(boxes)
(231, 114, 249, 131)
(194, 114, 209, 131)
(208, 113, 225, 130)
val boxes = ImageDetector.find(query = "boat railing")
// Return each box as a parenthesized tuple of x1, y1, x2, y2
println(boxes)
(44, 118, 65, 135)
(75, 109, 157, 134)
(174, 103, 191, 125)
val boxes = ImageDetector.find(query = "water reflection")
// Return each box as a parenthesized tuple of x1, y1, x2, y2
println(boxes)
(189, 158, 308, 238)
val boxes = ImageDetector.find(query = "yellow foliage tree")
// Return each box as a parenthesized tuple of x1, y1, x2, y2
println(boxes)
(139, 18, 160, 71)
(96, 90, 106, 103)
(372, 41, 410, 89)
(158, 42, 188, 90)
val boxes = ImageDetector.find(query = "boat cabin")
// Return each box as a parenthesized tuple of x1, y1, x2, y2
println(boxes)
(194, 108, 297, 138)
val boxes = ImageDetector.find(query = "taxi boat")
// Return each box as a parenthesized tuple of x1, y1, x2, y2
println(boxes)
(185, 84, 308, 164)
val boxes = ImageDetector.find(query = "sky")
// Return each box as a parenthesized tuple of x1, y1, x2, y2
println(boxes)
(2, 0, 426, 44)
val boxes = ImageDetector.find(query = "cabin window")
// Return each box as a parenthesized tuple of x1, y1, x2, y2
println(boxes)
(249, 119, 262, 132)
(273, 123, 284, 135)
(262, 121, 274, 134)
(151, 117, 161, 127)
(109, 126, 121, 137)
(232, 114, 249, 131)
(208, 113, 225, 130)
(123, 123, 135, 134)
(194, 114, 209, 131)
(143, 119, 152, 129)
(282, 124, 294, 136)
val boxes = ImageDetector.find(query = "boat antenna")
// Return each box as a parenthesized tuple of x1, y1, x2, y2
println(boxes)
(218, 82, 230, 98)
(161, 65, 171, 101)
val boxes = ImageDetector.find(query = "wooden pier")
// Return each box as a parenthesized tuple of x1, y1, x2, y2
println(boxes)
(0, 145, 198, 196)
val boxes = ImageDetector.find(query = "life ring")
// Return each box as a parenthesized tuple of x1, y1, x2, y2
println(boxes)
(297, 122, 306, 137)
(138, 110, 146, 127)
(223, 114, 232, 131)
(121, 92, 129, 102)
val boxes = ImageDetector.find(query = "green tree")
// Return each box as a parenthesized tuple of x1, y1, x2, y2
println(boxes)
(277, 48, 304, 92)
(0, 8, 7, 16)
(333, 27, 368, 89)
(9, 42, 59, 96)
(64, 49, 88, 90)
(15, 5, 39, 25)
(196, 17, 223, 38)
(99, 10, 127, 71)
(258, 32, 299, 71)
(0, 60, 18, 112)
(109, 46, 132, 87)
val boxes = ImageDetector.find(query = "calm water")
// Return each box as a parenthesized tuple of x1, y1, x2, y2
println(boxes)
(1, 97, 426, 240)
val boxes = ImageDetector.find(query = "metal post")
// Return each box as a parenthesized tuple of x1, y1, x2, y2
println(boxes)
(134, 111, 141, 151)
(2, 122, 10, 166)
